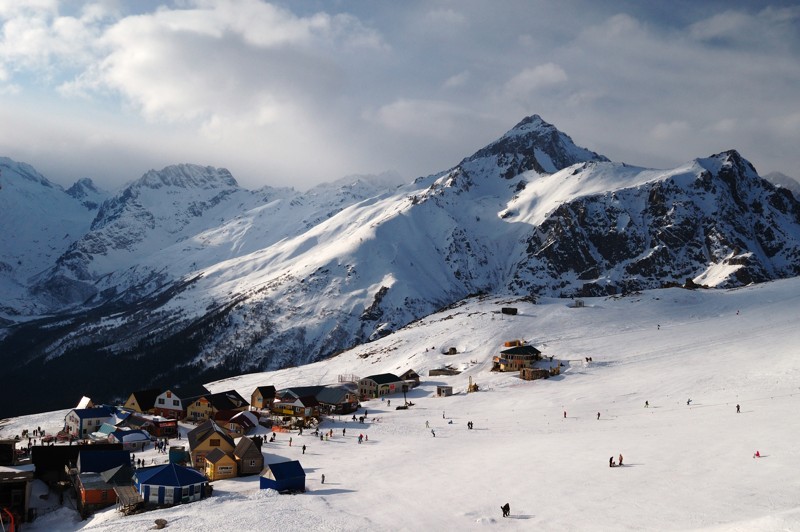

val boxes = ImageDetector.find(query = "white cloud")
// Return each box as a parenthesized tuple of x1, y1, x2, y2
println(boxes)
(443, 70, 470, 89)
(651, 121, 690, 142)
(503, 63, 567, 101)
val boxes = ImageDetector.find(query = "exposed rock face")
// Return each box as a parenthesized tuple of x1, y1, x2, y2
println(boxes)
(2, 116, 800, 416)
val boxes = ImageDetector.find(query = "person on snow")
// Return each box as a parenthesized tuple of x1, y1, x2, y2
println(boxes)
(687, 398, 692, 405)
(597, 412, 601, 420)
(302, 444, 306, 454)
(501, 503, 510, 518)
(753, 450, 761, 458)
(609, 456, 616, 467)
(431, 429, 436, 437)
(564, 410, 567, 419)
(321, 473, 325, 484)
(736, 404, 740, 413)
(618, 453, 624, 466)
(342, 428, 346, 436)
(645, 401, 649, 408)
(425, 420, 430, 428)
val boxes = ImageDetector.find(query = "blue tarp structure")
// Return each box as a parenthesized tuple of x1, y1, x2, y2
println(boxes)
(260, 460, 305, 493)
(133, 462, 208, 505)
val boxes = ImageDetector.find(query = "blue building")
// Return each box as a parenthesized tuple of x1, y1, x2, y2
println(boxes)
(133, 462, 209, 506)
(260, 460, 305, 493)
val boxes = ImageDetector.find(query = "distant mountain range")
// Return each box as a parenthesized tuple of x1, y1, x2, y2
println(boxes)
(1, 115, 799, 416)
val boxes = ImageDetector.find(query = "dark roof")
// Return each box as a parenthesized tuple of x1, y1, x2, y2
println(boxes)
(264, 460, 305, 480)
(362, 373, 401, 385)
(186, 420, 235, 451)
(233, 437, 260, 459)
(70, 406, 114, 419)
(78, 450, 131, 473)
(315, 386, 354, 405)
(32, 444, 123, 472)
(500, 345, 541, 356)
(100, 464, 134, 485)
(135, 462, 207, 487)
(208, 390, 249, 410)
(128, 389, 161, 411)
(252, 386, 276, 398)
(205, 448, 233, 464)
(276, 386, 325, 401)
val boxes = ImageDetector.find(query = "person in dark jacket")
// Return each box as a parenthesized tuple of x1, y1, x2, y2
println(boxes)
(501, 503, 510, 517)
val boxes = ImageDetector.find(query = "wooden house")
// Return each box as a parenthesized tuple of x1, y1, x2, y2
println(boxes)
(315, 385, 359, 415)
(185, 395, 213, 423)
(75, 464, 133, 517)
(65, 406, 115, 438)
(153, 390, 184, 419)
(186, 420, 235, 470)
(123, 389, 161, 415)
(520, 367, 550, 381)
(259, 460, 305, 493)
(233, 437, 263, 476)
(399, 369, 421, 387)
(492, 343, 542, 372)
(204, 448, 237, 481)
(358, 373, 405, 399)
(436, 385, 454, 397)
(250, 386, 277, 411)
(133, 463, 208, 506)
(208, 390, 249, 415)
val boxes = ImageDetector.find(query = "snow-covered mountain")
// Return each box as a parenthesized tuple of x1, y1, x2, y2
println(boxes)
(1, 115, 800, 417)
(763, 171, 800, 199)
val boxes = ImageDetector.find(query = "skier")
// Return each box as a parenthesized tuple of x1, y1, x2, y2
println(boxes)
(289, 437, 292, 447)
(431, 429, 436, 437)
(753, 450, 761, 458)
(321, 473, 325, 484)
(563, 410, 567, 419)
(425, 420, 430, 428)
(501, 503, 510, 518)
(342, 428, 346, 437)
(597, 412, 600, 420)
(644, 401, 649, 408)
(687, 398, 692, 406)
(302, 444, 306, 454)
(618, 453, 624, 466)
(387, 400, 390, 407)
(736, 404, 740, 413)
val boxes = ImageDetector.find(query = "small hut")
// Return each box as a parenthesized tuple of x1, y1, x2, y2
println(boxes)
(260, 461, 305, 493)
(436, 386, 453, 397)
(520, 368, 550, 381)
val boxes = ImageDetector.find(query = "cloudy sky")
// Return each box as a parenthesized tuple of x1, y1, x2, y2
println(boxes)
(1, 1, 798, 190)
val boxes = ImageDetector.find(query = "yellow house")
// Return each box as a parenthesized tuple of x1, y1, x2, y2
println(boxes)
(187, 420, 235, 470)
(204, 448, 237, 481)
(123, 388, 161, 414)
(186, 396, 213, 423)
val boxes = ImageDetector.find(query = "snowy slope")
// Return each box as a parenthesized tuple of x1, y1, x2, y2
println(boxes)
(0, 158, 101, 316)
(3, 277, 800, 531)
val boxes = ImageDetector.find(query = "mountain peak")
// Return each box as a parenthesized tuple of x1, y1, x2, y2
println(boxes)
(460, 115, 608, 179)
(137, 164, 238, 190)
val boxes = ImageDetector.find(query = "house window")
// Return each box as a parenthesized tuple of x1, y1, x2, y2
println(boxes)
(182, 487, 189, 497)
(173, 400, 179, 406)
(210, 438, 220, 447)
(158, 398, 165, 404)
(249, 460, 256, 467)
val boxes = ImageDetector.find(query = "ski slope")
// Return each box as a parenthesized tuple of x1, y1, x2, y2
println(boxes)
(3, 277, 800, 531)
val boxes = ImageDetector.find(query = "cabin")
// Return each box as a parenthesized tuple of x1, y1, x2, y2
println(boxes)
(520, 368, 550, 381)
(185, 395, 213, 423)
(75, 464, 133, 517)
(208, 390, 249, 415)
(272, 387, 324, 420)
(204, 449, 237, 481)
(186, 420, 235, 470)
(233, 437, 264, 476)
(436, 386, 454, 397)
(260, 460, 305, 493)
(250, 386, 277, 411)
(108, 430, 151, 452)
(398, 369, 421, 387)
(123, 389, 161, 415)
(153, 390, 184, 419)
(65, 406, 115, 439)
(315, 385, 360, 415)
(358, 373, 405, 399)
(133, 463, 209, 507)
(492, 343, 542, 372)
